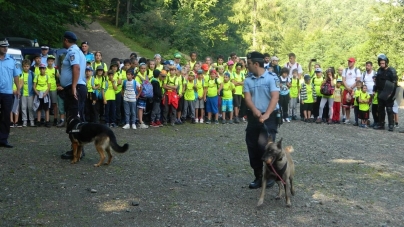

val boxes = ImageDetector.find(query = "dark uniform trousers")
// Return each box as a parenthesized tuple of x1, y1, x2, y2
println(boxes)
(377, 96, 394, 125)
(245, 110, 278, 178)
(0, 93, 13, 143)
(63, 84, 87, 130)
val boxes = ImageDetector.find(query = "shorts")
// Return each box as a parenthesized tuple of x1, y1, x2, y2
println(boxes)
(342, 89, 354, 107)
(393, 100, 398, 114)
(302, 103, 313, 111)
(206, 96, 218, 114)
(49, 91, 58, 104)
(358, 110, 369, 120)
(221, 99, 233, 112)
(137, 98, 146, 109)
(233, 94, 242, 108)
(38, 98, 50, 111)
(195, 98, 204, 109)
(57, 95, 65, 114)
(177, 96, 184, 111)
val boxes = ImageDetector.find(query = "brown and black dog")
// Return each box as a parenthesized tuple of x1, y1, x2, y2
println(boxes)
(257, 136, 295, 207)
(67, 116, 129, 167)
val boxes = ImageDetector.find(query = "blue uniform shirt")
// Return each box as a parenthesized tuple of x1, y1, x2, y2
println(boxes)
(84, 52, 95, 62)
(243, 71, 280, 113)
(60, 44, 86, 87)
(0, 54, 22, 94)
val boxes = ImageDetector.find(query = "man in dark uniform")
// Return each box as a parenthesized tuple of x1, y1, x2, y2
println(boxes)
(373, 54, 397, 131)
(0, 39, 21, 148)
(243, 51, 280, 189)
(60, 31, 88, 159)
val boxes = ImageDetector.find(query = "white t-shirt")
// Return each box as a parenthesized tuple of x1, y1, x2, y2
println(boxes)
(123, 80, 140, 102)
(361, 70, 375, 94)
(342, 67, 361, 88)
(284, 62, 303, 78)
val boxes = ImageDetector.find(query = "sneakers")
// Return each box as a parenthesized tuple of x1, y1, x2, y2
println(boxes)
(315, 118, 322, 124)
(131, 124, 137, 129)
(122, 124, 130, 129)
(23, 121, 27, 127)
(156, 120, 163, 127)
(191, 118, 196, 124)
(56, 120, 65, 127)
(234, 117, 240, 124)
(139, 123, 149, 129)
(30, 121, 36, 127)
(175, 119, 182, 125)
(286, 118, 291, 123)
(353, 122, 359, 126)
(222, 120, 227, 124)
(45, 121, 51, 128)
(395, 123, 399, 128)
(342, 118, 346, 123)
(10, 123, 15, 128)
(110, 123, 116, 128)
(199, 118, 204, 124)
(53, 119, 58, 126)
(196, 118, 200, 123)
(344, 120, 350, 124)
(214, 120, 219, 124)
(228, 119, 233, 124)
(205, 120, 211, 124)
(151, 122, 159, 128)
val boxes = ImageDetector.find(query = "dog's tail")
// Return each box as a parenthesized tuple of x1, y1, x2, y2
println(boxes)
(108, 131, 129, 153)
(284, 146, 294, 153)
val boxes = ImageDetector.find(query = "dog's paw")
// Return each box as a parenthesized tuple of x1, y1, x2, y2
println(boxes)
(286, 203, 292, 208)
(291, 189, 295, 196)
(257, 199, 264, 207)
(93, 164, 101, 167)
(71, 160, 77, 164)
(275, 196, 281, 200)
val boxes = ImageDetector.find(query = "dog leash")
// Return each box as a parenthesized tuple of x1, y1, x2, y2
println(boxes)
(268, 162, 287, 185)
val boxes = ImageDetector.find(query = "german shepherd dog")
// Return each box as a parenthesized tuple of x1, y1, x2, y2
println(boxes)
(257, 136, 295, 207)
(67, 116, 129, 167)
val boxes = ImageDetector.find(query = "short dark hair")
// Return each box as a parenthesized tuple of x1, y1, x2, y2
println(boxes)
(288, 53, 296, 58)
(123, 59, 130, 65)
(365, 61, 373, 66)
(230, 52, 237, 58)
(138, 57, 147, 64)
(190, 51, 197, 57)
(217, 55, 224, 60)
(235, 63, 242, 68)
(130, 58, 138, 64)
(130, 52, 137, 58)
(281, 67, 290, 75)
(263, 53, 270, 58)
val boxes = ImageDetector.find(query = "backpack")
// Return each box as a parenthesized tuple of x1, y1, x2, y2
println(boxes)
(139, 73, 153, 98)
(362, 71, 375, 82)
(320, 80, 335, 96)
(344, 67, 360, 78)
(194, 79, 204, 100)
(286, 62, 299, 71)
(123, 80, 137, 93)
(91, 76, 108, 99)
(91, 62, 107, 76)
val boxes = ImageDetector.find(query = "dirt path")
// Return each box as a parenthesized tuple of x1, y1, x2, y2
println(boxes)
(69, 21, 134, 65)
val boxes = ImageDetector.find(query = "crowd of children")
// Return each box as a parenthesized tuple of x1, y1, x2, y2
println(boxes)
(9, 51, 400, 132)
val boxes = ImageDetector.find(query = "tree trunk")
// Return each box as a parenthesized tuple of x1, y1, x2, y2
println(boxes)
(115, 0, 120, 27)
(126, 0, 131, 24)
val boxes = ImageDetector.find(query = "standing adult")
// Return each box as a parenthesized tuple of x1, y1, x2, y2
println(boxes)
(244, 51, 280, 189)
(81, 41, 95, 63)
(0, 39, 21, 148)
(361, 61, 375, 95)
(269, 56, 281, 76)
(59, 31, 88, 159)
(284, 53, 303, 79)
(373, 54, 397, 131)
(263, 53, 271, 68)
(341, 57, 361, 124)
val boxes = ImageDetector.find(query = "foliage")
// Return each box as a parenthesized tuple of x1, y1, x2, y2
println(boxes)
(1, 0, 403, 74)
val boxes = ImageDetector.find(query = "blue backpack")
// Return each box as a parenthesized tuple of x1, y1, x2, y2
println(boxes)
(123, 80, 137, 95)
(139, 74, 153, 98)
(91, 76, 108, 100)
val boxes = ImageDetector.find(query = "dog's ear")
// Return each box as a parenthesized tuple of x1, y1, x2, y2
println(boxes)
(277, 138, 283, 149)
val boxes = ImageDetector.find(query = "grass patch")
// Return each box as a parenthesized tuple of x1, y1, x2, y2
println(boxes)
(97, 19, 155, 59)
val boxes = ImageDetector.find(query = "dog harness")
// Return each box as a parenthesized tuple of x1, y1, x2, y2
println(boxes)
(69, 122, 86, 134)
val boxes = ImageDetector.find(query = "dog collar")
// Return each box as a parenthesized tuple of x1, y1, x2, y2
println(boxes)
(69, 122, 86, 134)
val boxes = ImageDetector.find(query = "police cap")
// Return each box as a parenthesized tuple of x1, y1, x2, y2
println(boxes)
(0, 39, 9, 47)
(247, 51, 265, 60)
(64, 31, 77, 41)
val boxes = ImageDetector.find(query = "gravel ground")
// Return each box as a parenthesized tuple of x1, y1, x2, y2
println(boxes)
(2, 22, 403, 227)
(1, 114, 404, 226)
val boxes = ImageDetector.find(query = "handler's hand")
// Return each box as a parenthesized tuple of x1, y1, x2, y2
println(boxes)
(259, 113, 269, 123)
(253, 109, 262, 118)
(72, 87, 78, 100)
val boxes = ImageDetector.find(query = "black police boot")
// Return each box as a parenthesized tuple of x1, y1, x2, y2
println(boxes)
(61, 148, 85, 160)
(249, 178, 262, 189)
(387, 113, 394, 132)
(373, 122, 385, 130)
(249, 169, 263, 189)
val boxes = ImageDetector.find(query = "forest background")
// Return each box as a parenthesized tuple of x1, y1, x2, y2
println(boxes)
(1, 0, 403, 73)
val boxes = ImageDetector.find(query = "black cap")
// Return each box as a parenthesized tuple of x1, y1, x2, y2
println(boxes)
(247, 51, 265, 60)
(64, 31, 77, 41)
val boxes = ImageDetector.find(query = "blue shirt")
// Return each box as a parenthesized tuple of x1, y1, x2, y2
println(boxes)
(243, 71, 280, 113)
(0, 54, 22, 94)
(84, 52, 95, 62)
(60, 44, 86, 87)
